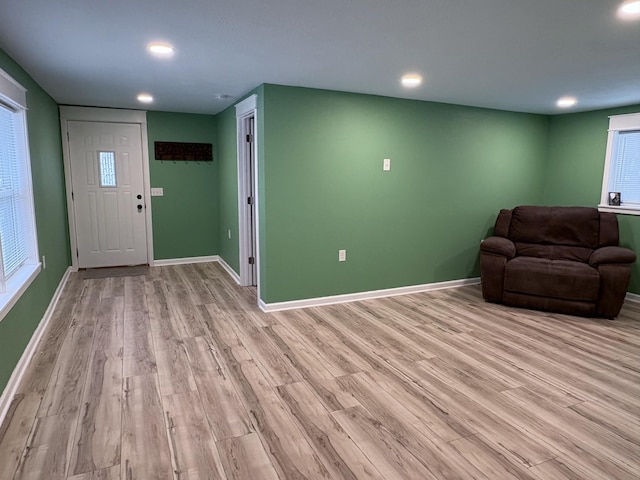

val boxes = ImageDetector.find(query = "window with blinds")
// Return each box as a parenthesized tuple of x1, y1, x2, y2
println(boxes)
(0, 104, 31, 281)
(609, 130, 640, 205)
(0, 67, 40, 318)
(599, 113, 640, 215)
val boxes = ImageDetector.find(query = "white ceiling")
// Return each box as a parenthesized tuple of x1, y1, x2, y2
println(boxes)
(1, 0, 639, 115)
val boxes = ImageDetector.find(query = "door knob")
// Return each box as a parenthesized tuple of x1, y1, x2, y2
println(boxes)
(137, 204, 143, 211)
(137, 194, 142, 199)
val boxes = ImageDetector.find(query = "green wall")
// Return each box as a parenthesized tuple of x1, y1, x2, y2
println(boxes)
(259, 85, 549, 303)
(146, 112, 218, 260)
(544, 104, 640, 294)
(216, 106, 240, 272)
(0, 49, 70, 393)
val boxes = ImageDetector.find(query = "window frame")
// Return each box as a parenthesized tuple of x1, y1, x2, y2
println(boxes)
(598, 112, 640, 216)
(0, 67, 41, 322)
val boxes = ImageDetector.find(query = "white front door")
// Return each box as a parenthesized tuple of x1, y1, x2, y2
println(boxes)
(67, 121, 148, 268)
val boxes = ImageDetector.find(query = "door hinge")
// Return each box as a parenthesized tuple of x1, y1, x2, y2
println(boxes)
(246, 134, 253, 143)
(248, 257, 255, 265)
(71, 191, 74, 200)
(247, 196, 252, 205)
(76, 248, 79, 257)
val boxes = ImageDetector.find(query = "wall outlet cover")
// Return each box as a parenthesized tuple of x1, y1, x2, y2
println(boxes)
(151, 187, 164, 196)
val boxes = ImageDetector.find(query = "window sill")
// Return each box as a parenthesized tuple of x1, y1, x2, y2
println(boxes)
(598, 205, 640, 216)
(0, 263, 42, 322)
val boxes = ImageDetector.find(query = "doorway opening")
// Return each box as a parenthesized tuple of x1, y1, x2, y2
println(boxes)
(236, 95, 259, 293)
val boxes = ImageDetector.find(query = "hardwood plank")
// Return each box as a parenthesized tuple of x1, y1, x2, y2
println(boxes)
(502, 387, 640, 475)
(184, 337, 253, 441)
(264, 324, 360, 411)
(122, 278, 156, 377)
(228, 313, 302, 386)
(216, 433, 279, 480)
(529, 458, 593, 480)
(0, 393, 41, 480)
(121, 375, 172, 480)
(335, 373, 489, 479)
(162, 390, 226, 480)
(67, 464, 121, 480)
(222, 358, 331, 479)
(69, 352, 122, 475)
(12, 413, 75, 480)
(277, 382, 386, 480)
(410, 361, 558, 467)
(332, 406, 441, 480)
(448, 434, 539, 480)
(363, 369, 472, 442)
(278, 309, 370, 376)
(16, 274, 85, 396)
(37, 324, 95, 417)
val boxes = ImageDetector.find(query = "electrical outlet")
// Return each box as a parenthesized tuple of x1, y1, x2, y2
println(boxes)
(151, 187, 164, 196)
(338, 249, 347, 262)
(383, 158, 391, 171)
(42, 255, 46, 269)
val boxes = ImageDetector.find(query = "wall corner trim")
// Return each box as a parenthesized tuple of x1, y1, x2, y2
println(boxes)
(0, 266, 73, 427)
(217, 257, 241, 285)
(153, 255, 219, 266)
(258, 277, 481, 312)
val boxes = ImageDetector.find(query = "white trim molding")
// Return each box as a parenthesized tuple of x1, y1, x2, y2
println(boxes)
(153, 255, 219, 266)
(218, 256, 241, 285)
(259, 277, 481, 312)
(59, 106, 154, 270)
(0, 267, 72, 427)
(626, 292, 640, 303)
(235, 94, 260, 295)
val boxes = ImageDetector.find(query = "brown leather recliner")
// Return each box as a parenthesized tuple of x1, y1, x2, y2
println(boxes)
(480, 206, 636, 318)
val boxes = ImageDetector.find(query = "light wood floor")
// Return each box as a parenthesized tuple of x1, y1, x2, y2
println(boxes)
(1, 263, 639, 480)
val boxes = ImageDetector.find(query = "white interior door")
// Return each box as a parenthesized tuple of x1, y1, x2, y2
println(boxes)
(67, 121, 147, 268)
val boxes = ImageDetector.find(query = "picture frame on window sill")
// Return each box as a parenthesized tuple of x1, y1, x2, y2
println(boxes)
(608, 192, 621, 206)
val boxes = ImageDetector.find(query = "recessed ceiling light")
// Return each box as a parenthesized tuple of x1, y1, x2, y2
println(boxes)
(147, 42, 175, 57)
(401, 74, 422, 88)
(618, 0, 640, 19)
(213, 94, 234, 100)
(137, 93, 153, 103)
(557, 96, 577, 108)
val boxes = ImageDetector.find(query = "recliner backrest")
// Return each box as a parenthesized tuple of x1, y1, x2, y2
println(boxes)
(493, 206, 619, 263)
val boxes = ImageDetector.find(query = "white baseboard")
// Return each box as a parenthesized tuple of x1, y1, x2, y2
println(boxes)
(153, 255, 219, 267)
(259, 277, 481, 312)
(0, 266, 72, 427)
(626, 292, 640, 303)
(217, 256, 241, 285)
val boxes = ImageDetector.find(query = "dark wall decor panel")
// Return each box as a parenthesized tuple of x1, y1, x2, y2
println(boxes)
(154, 141, 213, 161)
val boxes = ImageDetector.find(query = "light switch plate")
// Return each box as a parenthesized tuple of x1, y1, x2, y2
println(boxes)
(151, 187, 164, 196)
(383, 158, 391, 171)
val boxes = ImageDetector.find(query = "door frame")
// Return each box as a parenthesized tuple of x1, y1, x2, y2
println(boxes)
(235, 95, 260, 296)
(59, 106, 154, 270)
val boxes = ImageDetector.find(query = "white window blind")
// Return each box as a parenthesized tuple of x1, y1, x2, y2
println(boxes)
(0, 67, 40, 320)
(599, 112, 640, 215)
(609, 130, 640, 205)
(0, 103, 30, 281)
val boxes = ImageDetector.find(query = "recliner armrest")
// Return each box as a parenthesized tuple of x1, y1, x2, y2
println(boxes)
(480, 236, 516, 259)
(589, 246, 636, 267)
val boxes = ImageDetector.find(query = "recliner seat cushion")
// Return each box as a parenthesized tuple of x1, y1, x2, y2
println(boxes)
(515, 243, 593, 263)
(504, 256, 599, 302)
